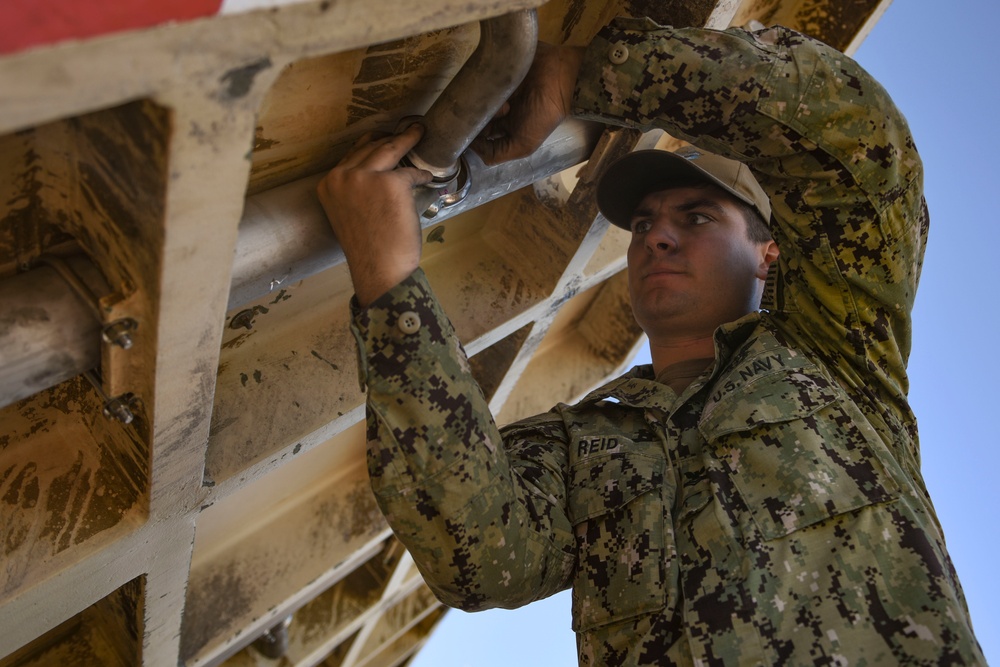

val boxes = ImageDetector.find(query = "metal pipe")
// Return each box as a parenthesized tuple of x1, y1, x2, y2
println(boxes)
(0, 265, 102, 407)
(0, 9, 545, 409)
(0, 3, 587, 410)
(0, 119, 601, 410)
(407, 9, 538, 180)
(229, 118, 601, 309)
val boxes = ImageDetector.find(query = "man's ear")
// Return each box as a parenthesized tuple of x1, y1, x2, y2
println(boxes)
(756, 241, 779, 281)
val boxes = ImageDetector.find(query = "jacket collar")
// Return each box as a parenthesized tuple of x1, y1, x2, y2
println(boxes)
(578, 312, 765, 411)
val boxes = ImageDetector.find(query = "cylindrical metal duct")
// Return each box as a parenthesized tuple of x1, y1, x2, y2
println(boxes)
(0, 265, 102, 407)
(406, 9, 538, 180)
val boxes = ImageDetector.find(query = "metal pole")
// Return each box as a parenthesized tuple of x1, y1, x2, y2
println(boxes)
(0, 265, 101, 407)
(229, 118, 601, 309)
(0, 119, 601, 410)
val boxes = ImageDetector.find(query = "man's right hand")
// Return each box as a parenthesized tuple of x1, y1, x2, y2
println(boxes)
(317, 123, 433, 307)
(472, 42, 585, 165)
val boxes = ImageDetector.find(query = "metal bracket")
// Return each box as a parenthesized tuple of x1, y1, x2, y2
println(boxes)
(402, 154, 472, 219)
(38, 255, 138, 349)
(38, 255, 139, 422)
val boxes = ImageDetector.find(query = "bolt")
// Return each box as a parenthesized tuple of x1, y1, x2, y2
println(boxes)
(252, 616, 292, 659)
(102, 319, 137, 350)
(102, 395, 135, 424)
(230, 309, 256, 330)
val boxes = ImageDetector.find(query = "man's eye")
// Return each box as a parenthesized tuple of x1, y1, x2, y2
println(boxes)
(690, 213, 712, 225)
(631, 219, 652, 234)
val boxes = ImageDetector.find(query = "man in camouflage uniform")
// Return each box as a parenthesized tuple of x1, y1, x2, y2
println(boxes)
(318, 18, 985, 666)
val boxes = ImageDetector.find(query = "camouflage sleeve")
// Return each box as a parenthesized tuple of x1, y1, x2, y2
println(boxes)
(350, 269, 576, 610)
(574, 19, 925, 418)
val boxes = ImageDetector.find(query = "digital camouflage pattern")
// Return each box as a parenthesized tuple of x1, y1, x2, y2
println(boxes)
(349, 19, 985, 666)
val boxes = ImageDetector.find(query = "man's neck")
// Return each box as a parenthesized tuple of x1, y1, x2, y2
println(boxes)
(648, 335, 716, 377)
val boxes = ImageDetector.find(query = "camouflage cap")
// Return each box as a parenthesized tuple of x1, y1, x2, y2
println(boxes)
(596, 146, 772, 229)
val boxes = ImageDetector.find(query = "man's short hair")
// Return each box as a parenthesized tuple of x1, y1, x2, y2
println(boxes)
(734, 196, 772, 244)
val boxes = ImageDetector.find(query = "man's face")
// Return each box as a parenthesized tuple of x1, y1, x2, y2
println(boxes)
(626, 185, 775, 342)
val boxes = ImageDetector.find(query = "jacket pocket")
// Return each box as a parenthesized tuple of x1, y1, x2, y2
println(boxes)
(699, 365, 899, 541)
(567, 450, 668, 632)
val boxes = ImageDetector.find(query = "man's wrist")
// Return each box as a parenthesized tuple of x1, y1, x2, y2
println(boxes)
(353, 267, 416, 308)
(558, 45, 586, 112)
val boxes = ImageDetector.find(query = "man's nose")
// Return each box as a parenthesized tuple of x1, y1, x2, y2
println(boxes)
(645, 220, 678, 252)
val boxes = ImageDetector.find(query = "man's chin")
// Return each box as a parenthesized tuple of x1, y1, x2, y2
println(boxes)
(631, 298, 691, 333)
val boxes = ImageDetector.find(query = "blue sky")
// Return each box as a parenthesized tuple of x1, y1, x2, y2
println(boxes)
(412, 1, 999, 664)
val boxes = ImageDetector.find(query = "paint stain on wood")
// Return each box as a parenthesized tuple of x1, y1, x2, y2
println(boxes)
(253, 125, 279, 151)
(219, 58, 273, 100)
(4, 575, 144, 664)
(180, 566, 254, 661)
(310, 350, 339, 372)
(626, 0, 717, 26)
(1, 378, 148, 597)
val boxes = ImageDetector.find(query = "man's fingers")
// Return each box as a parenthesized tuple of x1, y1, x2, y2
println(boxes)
(351, 130, 378, 149)
(338, 131, 393, 168)
(471, 134, 526, 166)
(337, 123, 423, 172)
(470, 135, 501, 164)
(394, 115, 424, 134)
(397, 166, 434, 189)
(362, 123, 425, 171)
(338, 123, 424, 171)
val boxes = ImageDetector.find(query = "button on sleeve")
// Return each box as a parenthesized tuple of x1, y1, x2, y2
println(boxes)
(397, 311, 422, 335)
(607, 44, 629, 65)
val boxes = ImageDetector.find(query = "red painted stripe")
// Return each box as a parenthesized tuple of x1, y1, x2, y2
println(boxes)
(0, 0, 225, 55)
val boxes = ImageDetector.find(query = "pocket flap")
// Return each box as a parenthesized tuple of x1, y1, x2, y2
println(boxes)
(699, 367, 898, 540)
(699, 366, 838, 439)
(568, 453, 664, 525)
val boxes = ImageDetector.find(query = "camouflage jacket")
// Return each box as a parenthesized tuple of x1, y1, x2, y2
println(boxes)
(350, 19, 985, 666)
